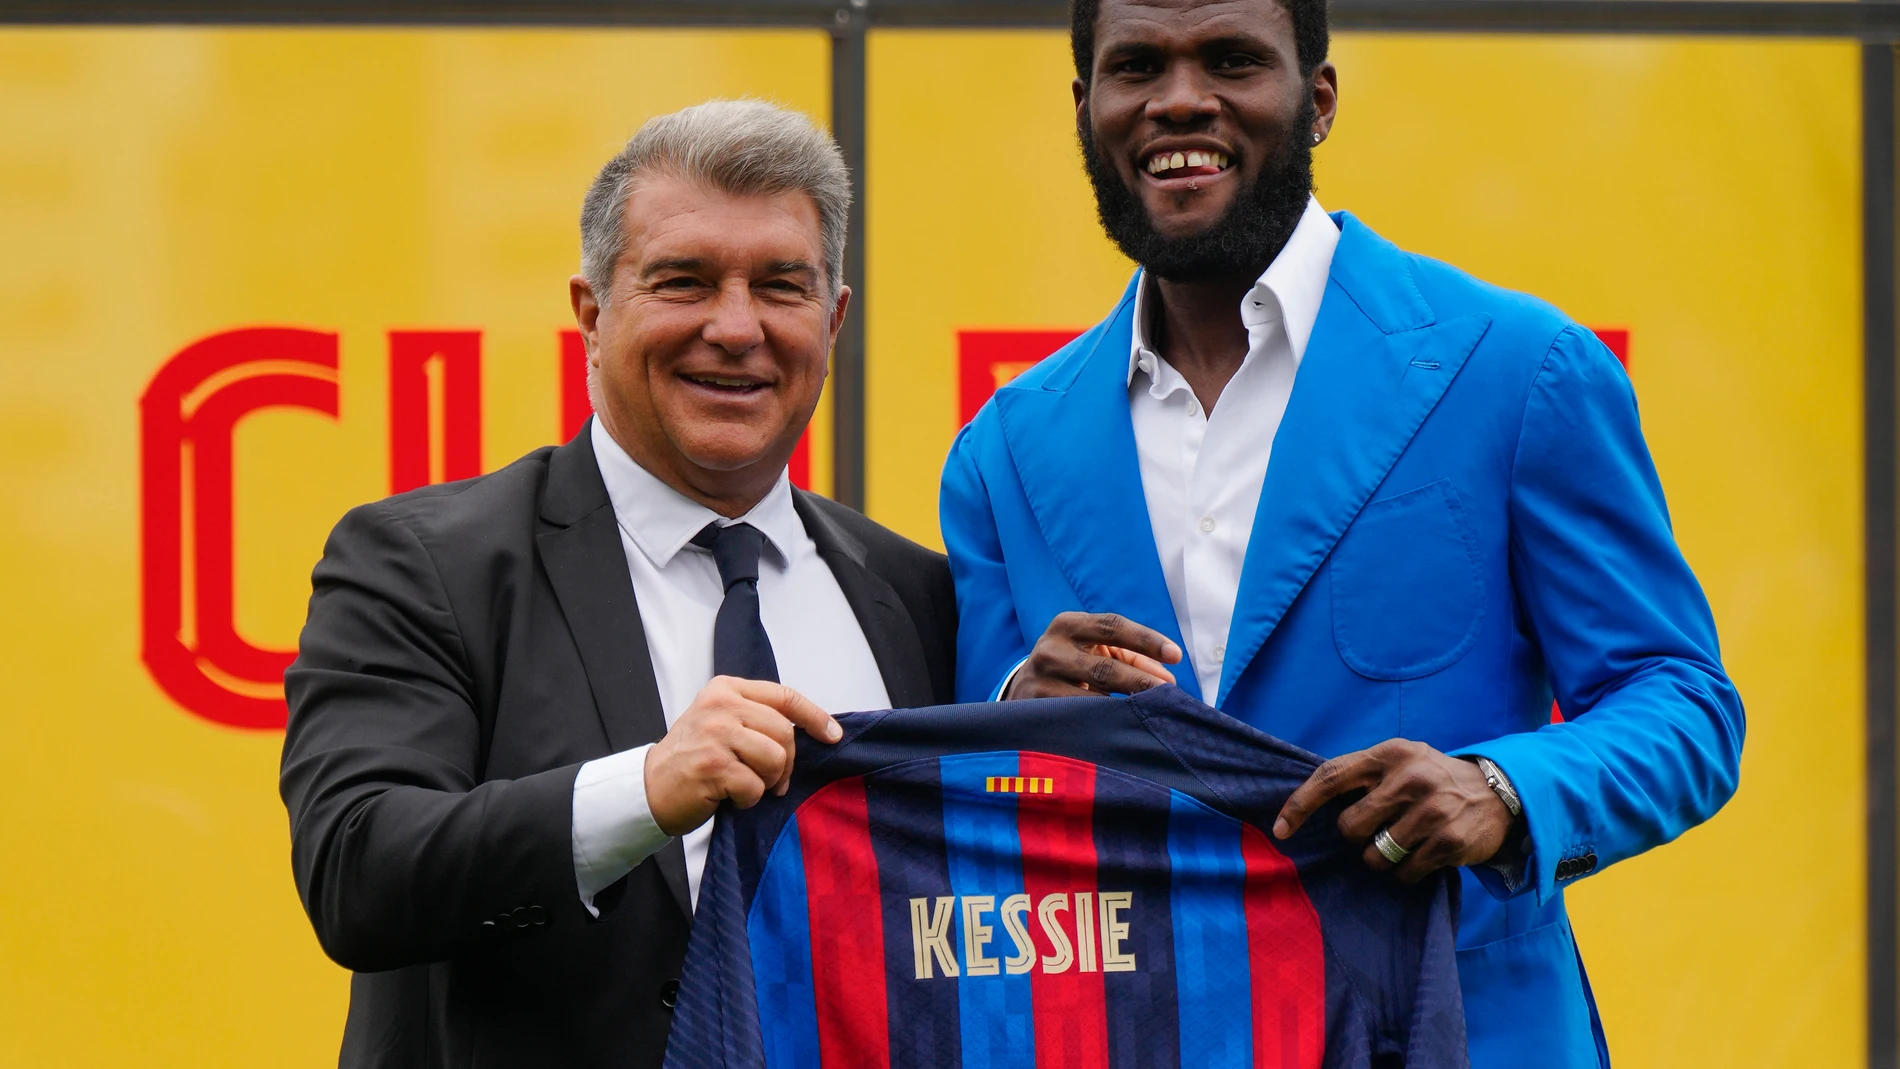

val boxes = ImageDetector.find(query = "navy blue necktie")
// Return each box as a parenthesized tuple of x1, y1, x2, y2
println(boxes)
(692, 521, 780, 683)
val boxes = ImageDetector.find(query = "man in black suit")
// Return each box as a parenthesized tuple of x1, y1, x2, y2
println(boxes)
(281, 100, 956, 1069)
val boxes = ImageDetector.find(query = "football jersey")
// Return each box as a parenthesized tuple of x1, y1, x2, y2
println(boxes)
(663, 685, 1466, 1069)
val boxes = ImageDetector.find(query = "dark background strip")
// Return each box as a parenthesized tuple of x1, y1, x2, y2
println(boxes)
(7, 0, 1900, 37)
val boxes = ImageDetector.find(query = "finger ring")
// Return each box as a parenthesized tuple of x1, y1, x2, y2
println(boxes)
(1373, 827, 1410, 864)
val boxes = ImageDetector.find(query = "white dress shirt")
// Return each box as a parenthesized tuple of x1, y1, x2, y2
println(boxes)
(1130, 196, 1339, 702)
(569, 418, 892, 914)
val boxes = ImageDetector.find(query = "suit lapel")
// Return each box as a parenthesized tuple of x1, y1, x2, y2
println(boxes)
(991, 274, 1202, 701)
(1217, 214, 1492, 703)
(535, 423, 692, 919)
(794, 492, 937, 709)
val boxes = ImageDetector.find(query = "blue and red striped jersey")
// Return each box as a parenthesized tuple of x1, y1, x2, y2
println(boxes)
(664, 686, 1467, 1069)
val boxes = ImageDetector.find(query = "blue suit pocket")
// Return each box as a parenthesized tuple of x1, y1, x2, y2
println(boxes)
(1456, 918, 1605, 1069)
(1330, 478, 1485, 680)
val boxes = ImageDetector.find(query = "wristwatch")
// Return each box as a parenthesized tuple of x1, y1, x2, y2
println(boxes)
(1469, 755, 1522, 818)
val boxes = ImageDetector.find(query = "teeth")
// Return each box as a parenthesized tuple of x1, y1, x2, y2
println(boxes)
(1148, 150, 1231, 174)
(1140, 150, 1231, 175)
(695, 376, 756, 387)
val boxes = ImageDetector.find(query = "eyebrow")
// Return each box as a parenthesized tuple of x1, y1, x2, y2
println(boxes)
(1200, 31, 1276, 50)
(1100, 29, 1275, 58)
(639, 257, 818, 277)
(1195, 32, 1276, 54)
(641, 257, 706, 276)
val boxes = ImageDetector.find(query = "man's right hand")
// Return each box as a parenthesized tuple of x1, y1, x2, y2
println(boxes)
(1005, 612, 1183, 699)
(643, 677, 841, 836)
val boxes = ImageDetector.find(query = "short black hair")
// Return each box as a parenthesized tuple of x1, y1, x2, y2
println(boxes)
(1070, 0, 1331, 82)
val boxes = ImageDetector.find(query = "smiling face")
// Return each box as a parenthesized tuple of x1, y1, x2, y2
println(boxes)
(1076, 0, 1336, 281)
(570, 174, 846, 511)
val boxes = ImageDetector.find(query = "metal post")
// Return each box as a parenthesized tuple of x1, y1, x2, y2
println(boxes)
(1866, 38, 1899, 1069)
(829, 0, 869, 510)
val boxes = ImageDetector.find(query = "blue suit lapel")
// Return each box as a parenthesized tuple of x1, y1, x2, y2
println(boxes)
(992, 274, 1204, 701)
(1218, 214, 1493, 703)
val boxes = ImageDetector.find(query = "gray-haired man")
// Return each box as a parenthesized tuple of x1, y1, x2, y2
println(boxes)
(281, 100, 957, 1069)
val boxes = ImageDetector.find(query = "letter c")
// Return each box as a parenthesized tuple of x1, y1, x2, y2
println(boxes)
(140, 328, 339, 730)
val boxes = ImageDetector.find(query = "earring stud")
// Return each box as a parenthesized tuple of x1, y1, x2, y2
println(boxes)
(1313, 131, 1322, 144)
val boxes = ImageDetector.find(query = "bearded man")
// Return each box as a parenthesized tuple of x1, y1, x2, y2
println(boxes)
(939, 1, 1743, 1065)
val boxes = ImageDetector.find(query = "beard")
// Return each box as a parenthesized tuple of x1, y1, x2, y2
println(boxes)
(1080, 96, 1317, 283)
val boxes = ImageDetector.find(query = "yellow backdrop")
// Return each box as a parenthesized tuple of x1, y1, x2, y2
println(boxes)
(867, 30, 1863, 1069)
(0, 27, 829, 1067)
(0, 22, 1867, 1069)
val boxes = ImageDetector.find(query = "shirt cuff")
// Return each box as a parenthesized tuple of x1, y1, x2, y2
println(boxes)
(993, 657, 1030, 701)
(1482, 834, 1532, 894)
(571, 743, 673, 918)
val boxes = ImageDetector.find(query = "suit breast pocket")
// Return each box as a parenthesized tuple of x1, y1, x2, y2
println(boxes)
(1329, 478, 1485, 681)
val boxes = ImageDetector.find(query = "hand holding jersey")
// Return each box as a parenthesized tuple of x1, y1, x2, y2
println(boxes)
(1273, 738, 1518, 882)
(1004, 611, 1182, 699)
(643, 677, 843, 836)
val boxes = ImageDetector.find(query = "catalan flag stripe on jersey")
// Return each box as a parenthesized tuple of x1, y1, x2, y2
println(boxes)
(665, 686, 1469, 1069)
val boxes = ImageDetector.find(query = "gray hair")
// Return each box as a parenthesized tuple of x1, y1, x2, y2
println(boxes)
(580, 99, 851, 304)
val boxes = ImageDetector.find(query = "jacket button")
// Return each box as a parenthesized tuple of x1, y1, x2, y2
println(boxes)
(660, 979, 680, 1010)
(528, 905, 548, 926)
(1557, 854, 1597, 881)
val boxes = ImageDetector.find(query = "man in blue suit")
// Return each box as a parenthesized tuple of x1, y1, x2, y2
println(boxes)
(939, 0, 1744, 1065)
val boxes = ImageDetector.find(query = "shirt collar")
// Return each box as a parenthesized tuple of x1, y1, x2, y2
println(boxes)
(589, 417, 799, 569)
(1128, 195, 1340, 387)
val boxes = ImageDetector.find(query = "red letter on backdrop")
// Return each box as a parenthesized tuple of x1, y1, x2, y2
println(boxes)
(957, 330, 1085, 425)
(139, 328, 340, 730)
(560, 329, 592, 444)
(389, 330, 482, 493)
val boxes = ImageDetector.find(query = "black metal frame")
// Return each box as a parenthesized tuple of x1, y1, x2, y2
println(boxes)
(5, 1, 1895, 1060)
(11, 0, 1900, 34)
(831, 4, 869, 510)
(1868, 38, 1898, 1069)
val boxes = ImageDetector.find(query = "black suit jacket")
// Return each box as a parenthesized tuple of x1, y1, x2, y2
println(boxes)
(281, 428, 956, 1069)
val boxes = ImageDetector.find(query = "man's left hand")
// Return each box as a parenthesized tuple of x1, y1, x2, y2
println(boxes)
(1272, 739, 1514, 882)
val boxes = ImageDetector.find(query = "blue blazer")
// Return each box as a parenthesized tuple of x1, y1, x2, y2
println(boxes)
(939, 213, 1744, 1068)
